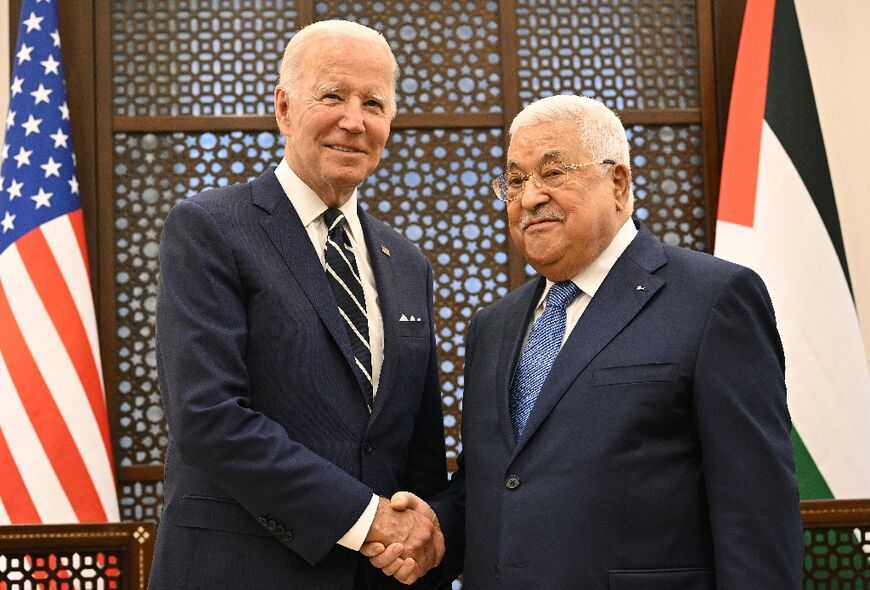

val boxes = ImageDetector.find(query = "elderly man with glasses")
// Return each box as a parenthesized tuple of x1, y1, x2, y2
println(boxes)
(365, 94, 803, 589)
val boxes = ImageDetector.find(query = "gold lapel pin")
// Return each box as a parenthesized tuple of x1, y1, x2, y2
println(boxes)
(381, 245, 391, 256)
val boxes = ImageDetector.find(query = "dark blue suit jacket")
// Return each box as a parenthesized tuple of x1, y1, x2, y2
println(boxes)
(149, 170, 448, 589)
(434, 223, 803, 589)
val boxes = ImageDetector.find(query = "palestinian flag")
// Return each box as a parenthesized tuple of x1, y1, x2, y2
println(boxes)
(715, 0, 870, 499)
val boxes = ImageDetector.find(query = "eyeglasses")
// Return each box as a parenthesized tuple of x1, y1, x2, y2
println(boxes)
(490, 159, 616, 202)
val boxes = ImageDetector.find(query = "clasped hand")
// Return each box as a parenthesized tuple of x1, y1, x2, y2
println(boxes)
(362, 492, 444, 585)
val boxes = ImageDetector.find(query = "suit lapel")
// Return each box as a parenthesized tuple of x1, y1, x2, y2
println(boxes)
(252, 171, 363, 395)
(360, 212, 399, 422)
(514, 225, 667, 454)
(496, 278, 546, 449)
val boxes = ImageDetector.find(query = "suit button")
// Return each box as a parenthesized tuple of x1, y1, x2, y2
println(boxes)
(362, 441, 374, 455)
(505, 475, 521, 489)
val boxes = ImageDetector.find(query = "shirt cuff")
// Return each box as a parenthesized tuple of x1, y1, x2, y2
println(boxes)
(337, 493, 379, 551)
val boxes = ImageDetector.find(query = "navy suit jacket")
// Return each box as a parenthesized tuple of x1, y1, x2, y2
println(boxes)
(433, 222, 803, 589)
(149, 170, 448, 589)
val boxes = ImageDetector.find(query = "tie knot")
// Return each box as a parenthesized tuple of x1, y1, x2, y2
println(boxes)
(323, 208, 345, 233)
(547, 281, 580, 310)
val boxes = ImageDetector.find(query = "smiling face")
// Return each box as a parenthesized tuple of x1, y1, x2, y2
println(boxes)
(506, 121, 631, 281)
(274, 34, 394, 207)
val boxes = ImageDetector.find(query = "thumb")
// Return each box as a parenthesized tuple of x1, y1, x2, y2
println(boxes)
(389, 491, 419, 511)
(391, 491, 436, 522)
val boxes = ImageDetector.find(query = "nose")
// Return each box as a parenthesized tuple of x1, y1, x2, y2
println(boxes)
(519, 175, 551, 210)
(338, 100, 365, 134)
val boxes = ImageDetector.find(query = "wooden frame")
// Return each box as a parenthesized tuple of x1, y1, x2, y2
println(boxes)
(801, 498, 870, 528)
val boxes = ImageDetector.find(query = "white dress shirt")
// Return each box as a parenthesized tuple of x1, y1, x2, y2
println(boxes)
(274, 159, 381, 551)
(523, 218, 638, 349)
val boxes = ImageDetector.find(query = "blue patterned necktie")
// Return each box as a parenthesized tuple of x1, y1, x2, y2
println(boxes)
(323, 208, 373, 409)
(510, 280, 581, 441)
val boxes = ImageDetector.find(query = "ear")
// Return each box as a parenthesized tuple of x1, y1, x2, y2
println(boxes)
(611, 163, 631, 212)
(274, 86, 292, 137)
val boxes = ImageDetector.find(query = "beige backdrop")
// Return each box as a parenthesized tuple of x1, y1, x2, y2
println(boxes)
(795, 0, 870, 371)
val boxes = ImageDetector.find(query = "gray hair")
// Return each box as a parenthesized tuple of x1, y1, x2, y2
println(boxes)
(510, 95, 631, 172)
(278, 20, 399, 117)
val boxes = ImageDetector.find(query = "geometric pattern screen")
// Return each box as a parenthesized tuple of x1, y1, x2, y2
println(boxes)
(515, 1, 700, 111)
(802, 526, 870, 587)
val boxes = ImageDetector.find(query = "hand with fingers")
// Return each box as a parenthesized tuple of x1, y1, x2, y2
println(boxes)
(362, 492, 445, 585)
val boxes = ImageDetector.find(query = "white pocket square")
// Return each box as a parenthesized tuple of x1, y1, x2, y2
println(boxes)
(399, 314, 422, 322)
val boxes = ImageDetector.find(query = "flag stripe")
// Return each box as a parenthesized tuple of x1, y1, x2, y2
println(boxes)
(47, 212, 104, 384)
(0, 428, 40, 523)
(1, 241, 116, 518)
(16, 226, 111, 457)
(765, 0, 851, 292)
(791, 429, 832, 499)
(69, 208, 90, 275)
(0, 346, 75, 522)
(717, 0, 775, 227)
(0, 253, 107, 521)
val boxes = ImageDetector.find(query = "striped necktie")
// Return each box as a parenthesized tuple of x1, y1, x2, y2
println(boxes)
(509, 280, 581, 441)
(323, 208, 373, 408)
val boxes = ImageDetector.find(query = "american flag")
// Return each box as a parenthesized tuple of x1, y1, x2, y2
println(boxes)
(0, 0, 118, 523)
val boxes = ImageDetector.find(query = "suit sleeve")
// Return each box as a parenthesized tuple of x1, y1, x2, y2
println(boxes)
(693, 266, 803, 588)
(157, 198, 373, 565)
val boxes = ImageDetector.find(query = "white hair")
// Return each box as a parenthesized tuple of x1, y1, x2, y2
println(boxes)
(510, 95, 631, 171)
(278, 20, 399, 116)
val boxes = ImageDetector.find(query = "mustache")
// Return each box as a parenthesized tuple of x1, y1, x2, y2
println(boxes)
(519, 205, 564, 231)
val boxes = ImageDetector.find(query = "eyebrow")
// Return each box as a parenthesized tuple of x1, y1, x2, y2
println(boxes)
(311, 84, 388, 105)
(313, 84, 340, 95)
(507, 150, 570, 170)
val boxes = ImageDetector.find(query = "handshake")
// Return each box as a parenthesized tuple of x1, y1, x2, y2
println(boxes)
(362, 492, 445, 585)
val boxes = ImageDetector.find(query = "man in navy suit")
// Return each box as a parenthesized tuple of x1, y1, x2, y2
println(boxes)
(369, 95, 803, 588)
(148, 20, 448, 589)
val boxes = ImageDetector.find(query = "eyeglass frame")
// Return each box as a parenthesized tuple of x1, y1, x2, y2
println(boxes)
(490, 159, 617, 203)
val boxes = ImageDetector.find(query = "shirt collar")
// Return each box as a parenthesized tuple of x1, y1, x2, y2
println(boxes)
(274, 158, 361, 237)
(541, 217, 638, 304)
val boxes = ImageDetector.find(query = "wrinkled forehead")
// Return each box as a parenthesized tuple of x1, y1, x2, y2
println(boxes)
(507, 126, 586, 171)
(507, 149, 575, 171)
(305, 35, 393, 73)
(299, 40, 394, 95)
